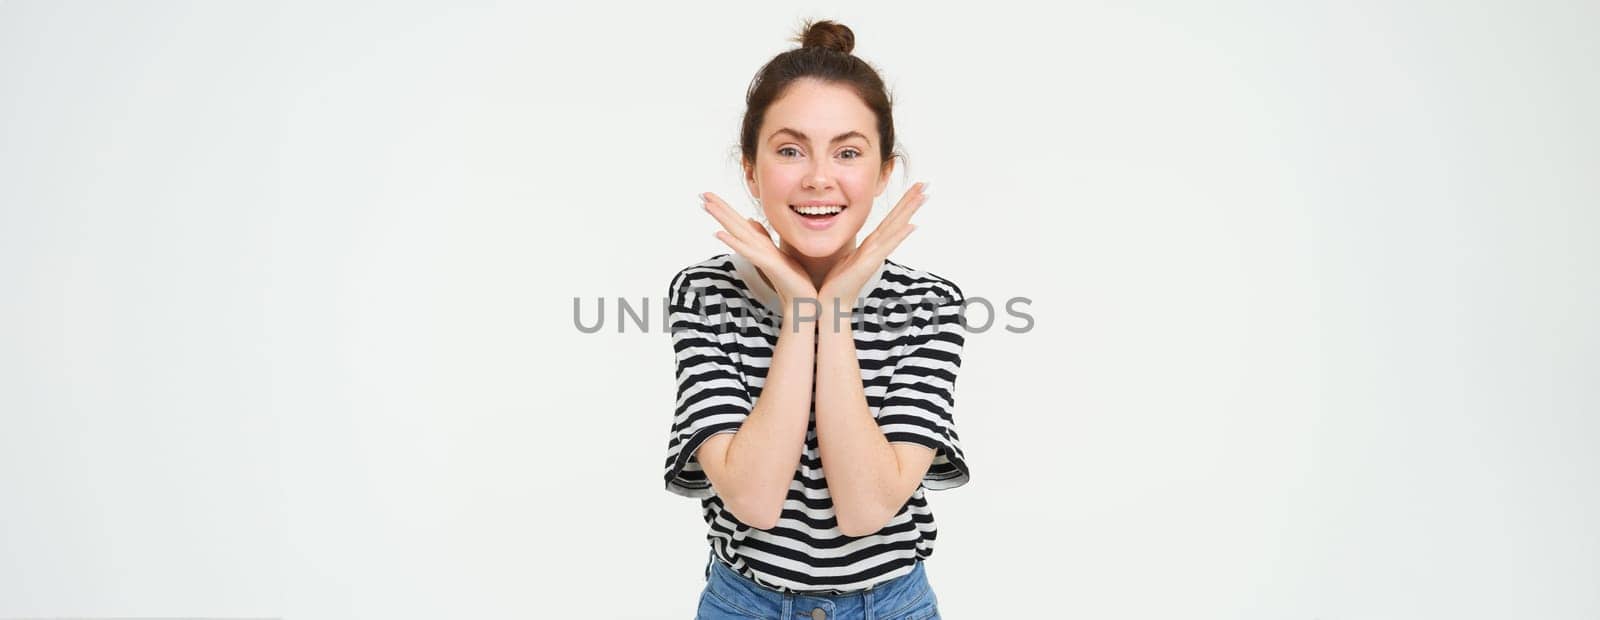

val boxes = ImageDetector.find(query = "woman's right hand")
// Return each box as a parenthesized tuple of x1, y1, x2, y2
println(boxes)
(701, 192, 817, 311)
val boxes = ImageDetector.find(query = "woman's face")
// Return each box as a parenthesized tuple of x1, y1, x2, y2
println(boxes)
(744, 78, 893, 259)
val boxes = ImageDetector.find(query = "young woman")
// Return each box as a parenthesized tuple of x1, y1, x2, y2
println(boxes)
(665, 19, 970, 620)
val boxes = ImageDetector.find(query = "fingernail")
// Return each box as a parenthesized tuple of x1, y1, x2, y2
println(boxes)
(921, 181, 931, 192)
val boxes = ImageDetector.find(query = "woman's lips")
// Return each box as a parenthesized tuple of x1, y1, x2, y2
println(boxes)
(790, 204, 847, 230)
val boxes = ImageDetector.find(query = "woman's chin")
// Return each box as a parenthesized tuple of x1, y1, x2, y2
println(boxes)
(784, 235, 848, 259)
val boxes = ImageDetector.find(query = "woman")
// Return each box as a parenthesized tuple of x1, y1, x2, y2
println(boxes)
(665, 19, 970, 620)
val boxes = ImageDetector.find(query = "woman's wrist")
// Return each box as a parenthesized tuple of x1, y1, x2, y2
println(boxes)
(818, 284, 863, 310)
(777, 305, 820, 336)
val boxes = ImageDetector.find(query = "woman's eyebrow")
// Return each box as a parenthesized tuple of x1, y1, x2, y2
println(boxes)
(767, 127, 871, 146)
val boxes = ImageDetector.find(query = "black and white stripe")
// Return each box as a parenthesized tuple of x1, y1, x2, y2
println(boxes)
(663, 253, 970, 594)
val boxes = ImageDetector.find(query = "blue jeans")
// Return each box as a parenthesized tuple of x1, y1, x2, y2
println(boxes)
(696, 552, 942, 620)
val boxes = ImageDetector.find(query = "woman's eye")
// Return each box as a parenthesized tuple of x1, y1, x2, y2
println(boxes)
(839, 149, 861, 159)
(778, 146, 801, 157)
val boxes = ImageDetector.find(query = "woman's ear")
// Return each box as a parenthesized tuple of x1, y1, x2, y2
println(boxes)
(875, 157, 897, 196)
(742, 159, 759, 199)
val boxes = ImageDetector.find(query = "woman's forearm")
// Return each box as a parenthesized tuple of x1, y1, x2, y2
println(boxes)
(813, 322, 910, 537)
(709, 315, 816, 529)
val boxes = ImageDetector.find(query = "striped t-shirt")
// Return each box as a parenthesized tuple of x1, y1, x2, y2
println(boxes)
(663, 252, 971, 594)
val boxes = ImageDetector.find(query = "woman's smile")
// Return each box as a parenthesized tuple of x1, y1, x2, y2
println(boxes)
(790, 202, 849, 230)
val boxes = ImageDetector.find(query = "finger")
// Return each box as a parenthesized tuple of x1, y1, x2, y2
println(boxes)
(701, 193, 748, 238)
(874, 182, 925, 228)
(702, 192, 761, 245)
(746, 218, 771, 241)
(881, 183, 929, 232)
(860, 186, 925, 250)
(874, 223, 917, 259)
(859, 215, 897, 251)
(862, 191, 926, 251)
(713, 230, 755, 258)
(859, 221, 891, 251)
(719, 231, 785, 281)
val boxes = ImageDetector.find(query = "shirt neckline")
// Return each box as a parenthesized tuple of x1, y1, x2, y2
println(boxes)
(727, 252, 888, 319)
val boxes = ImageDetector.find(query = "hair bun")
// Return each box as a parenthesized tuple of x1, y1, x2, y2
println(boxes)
(793, 19, 854, 55)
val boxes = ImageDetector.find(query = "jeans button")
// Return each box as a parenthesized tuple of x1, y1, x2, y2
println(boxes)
(810, 608, 826, 620)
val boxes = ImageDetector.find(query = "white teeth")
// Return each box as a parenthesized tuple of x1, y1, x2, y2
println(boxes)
(791, 204, 845, 216)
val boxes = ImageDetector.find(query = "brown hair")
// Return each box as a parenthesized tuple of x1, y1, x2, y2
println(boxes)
(739, 19, 901, 175)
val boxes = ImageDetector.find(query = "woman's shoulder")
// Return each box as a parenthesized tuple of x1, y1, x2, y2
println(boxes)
(668, 253, 741, 296)
(879, 258, 964, 304)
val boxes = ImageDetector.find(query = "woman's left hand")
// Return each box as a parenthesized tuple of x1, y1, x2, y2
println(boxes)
(819, 181, 929, 306)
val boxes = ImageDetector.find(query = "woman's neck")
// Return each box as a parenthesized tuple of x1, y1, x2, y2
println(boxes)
(777, 240, 856, 291)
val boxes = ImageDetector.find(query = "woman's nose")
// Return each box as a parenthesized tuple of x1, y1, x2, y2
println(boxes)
(804, 162, 835, 189)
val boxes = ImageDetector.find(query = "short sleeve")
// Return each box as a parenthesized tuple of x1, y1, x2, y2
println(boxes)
(663, 269, 754, 498)
(877, 283, 971, 490)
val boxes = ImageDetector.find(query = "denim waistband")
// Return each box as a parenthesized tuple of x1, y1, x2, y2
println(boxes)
(704, 549, 928, 599)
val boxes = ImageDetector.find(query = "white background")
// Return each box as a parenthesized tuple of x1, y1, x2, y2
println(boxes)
(2, 1, 1596, 618)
